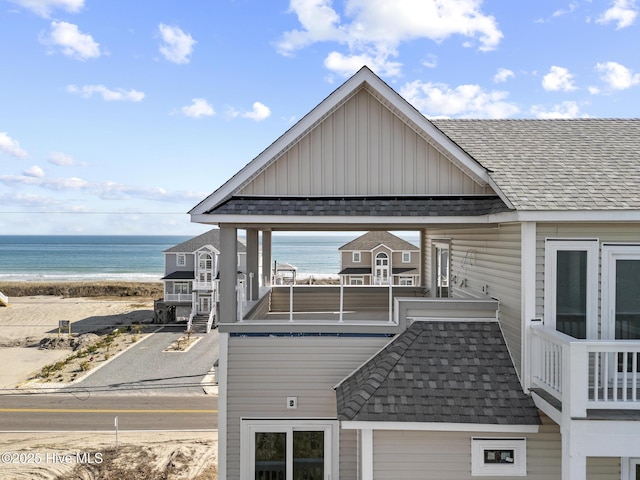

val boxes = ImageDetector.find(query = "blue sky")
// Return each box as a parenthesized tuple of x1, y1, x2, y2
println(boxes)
(1, 0, 639, 236)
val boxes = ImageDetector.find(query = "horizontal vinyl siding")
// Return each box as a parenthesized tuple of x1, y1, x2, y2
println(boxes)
(240, 89, 489, 197)
(226, 335, 391, 480)
(427, 224, 523, 374)
(371, 414, 619, 479)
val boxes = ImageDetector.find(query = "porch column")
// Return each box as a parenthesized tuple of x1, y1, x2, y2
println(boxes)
(220, 226, 238, 323)
(261, 230, 272, 287)
(420, 229, 428, 289)
(246, 228, 259, 301)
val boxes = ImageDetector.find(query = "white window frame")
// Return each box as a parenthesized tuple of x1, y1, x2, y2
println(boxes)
(544, 239, 599, 339)
(399, 276, 414, 286)
(352, 251, 361, 263)
(240, 419, 338, 480)
(350, 276, 364, 285)
(176, 253, 186, 266)
(601, 244, 640, 340)
(471, 438, 526, 477)
(402, 251, 411, 263)
(174, 282, 189, 294)
(622, 457, 640, 479)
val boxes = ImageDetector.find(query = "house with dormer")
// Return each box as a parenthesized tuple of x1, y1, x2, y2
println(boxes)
(161, 229, 246, 331)
(190, 67, 640, 479)
(338, 231, 420, 286)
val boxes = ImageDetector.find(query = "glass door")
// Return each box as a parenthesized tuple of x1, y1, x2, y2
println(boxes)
(375, 252, 389, 285)
(433, 241, 450, 298)
(602, 246, 640, 340)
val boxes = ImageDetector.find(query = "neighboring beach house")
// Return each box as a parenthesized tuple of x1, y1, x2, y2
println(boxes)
(338, 231, 420, 286)
(189, 67, 640, 479)
(161, 229, 246, 331)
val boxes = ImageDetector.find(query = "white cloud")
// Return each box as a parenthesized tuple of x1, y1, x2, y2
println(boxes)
(278, 0, 503, 77)
(597, 0, 638, 29)
(9, 0, 84, 18)
(531, 101, 582, 119)
(180, 98, 215, 118)
(67, 84, 145, 102)
(552, 1, 578, 18)
(422, 54, 438, 69)
(23, 165, 45, 178)
(399, 81, 519, 118)
(48, 151, 76, 166)
(595, 61, 640, 90)
(0, 172, 205, 204)
(241, 102, 272, 121)
(542, 66, 577, 92)
(0, 132, 28, 158)
(158, 24, 196, 64)
(493, 68, 515, 83)
(323, 50, 402, 77)
(227, 102, 272, 121)
(42, 21, 100, 61)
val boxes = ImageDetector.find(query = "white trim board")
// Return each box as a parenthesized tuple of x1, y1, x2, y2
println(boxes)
(340, 421, 539, 433)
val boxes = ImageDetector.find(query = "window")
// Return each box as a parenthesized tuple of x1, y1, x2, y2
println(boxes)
(402, 251, 411, 263)
(199, 253, 212, 270)
(241, 420, 337, 480)
(350, 276, 364, 285)
(399, 276, 413, 286)
(176, 254, 186, 266)
(352, 251, 361, 263)
(471, 438, 526, 476)
(544, 240, 598, 339)
(174, 282, 189, 294)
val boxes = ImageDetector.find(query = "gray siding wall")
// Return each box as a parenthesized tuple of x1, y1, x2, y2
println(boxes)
(372, 414, 619, 479)
(239, 89, 490, 197)
(426, 224, 522, 373)
(226, 335, 391, 479)
(164, 252, 195, 275)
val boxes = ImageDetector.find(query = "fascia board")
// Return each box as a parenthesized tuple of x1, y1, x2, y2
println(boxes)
(340, 421, 539, 433)
(190, 212, 518, 226)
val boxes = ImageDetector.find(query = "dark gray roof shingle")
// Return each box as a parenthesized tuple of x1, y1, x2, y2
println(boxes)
(207, 196, 511, 217)
(335, 321, 540, 426)
(339, 231, 419, 251)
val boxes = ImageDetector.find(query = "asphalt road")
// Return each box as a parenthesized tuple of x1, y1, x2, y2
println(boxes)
(0, 394, 218, 431)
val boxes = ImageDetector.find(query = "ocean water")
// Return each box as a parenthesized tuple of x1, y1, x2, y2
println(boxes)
(0, 235, 190, 282)
(0, 233, 420, 282)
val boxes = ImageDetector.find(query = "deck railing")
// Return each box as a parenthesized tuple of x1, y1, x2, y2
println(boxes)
(164, 293, 192, 302)
(530, 324, 640, 417)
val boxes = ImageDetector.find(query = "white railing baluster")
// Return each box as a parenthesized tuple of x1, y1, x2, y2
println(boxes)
(594, 352, 599, 402)
(623, 351, 629, 401)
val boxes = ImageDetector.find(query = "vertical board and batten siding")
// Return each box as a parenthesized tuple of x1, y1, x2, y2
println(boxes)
(226, 335, 391, 480)
(535, 223, 640, 326)
(239, 89, 490, 197)
(426, 224, 523, 373)
(371, 414, 619, 479)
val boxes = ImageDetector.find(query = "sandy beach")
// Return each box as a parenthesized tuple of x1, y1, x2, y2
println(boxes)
(0, 295, 156, 389)
(0, 288, 218, 478)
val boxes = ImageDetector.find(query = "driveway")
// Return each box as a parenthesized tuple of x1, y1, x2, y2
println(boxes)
(64, 325, 219, 395)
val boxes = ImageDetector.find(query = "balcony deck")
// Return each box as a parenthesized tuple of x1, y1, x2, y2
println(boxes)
(530, 324, 640, 419)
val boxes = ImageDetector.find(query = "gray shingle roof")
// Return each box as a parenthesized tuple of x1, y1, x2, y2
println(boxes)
(338, 267, 417, 275)
(161, 271, 195, 280)
(164, 229, 246, 253)
(208, 196, 511, 217)
(335, 321, 540, 425)
(432, 118, 640, 211)
(339, 231, 419, 251)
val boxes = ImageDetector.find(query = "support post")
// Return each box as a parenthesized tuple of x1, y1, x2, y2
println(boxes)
(361, 429, 373, 480)
(261, 231, 272, 287)
(220, 226, 238, 324)
(246, 228, 259, 301)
